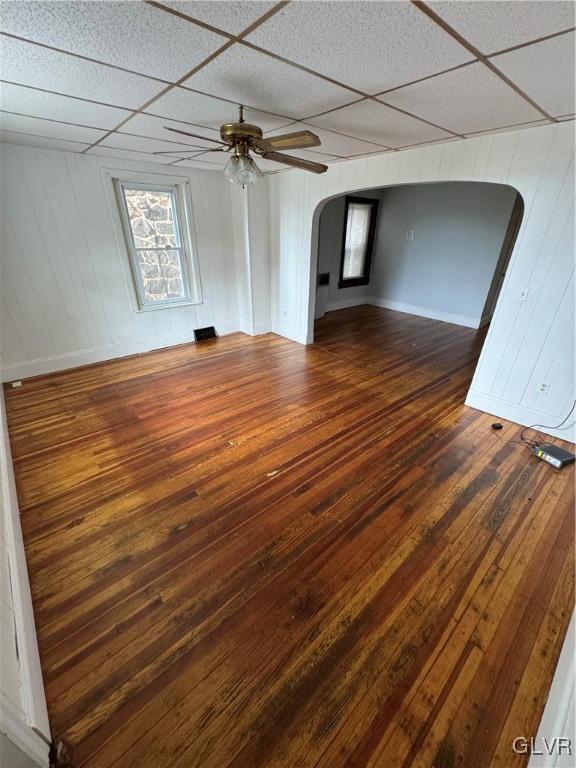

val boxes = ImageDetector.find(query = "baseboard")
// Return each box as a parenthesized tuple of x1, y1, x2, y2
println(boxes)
(323, 296, 481, 329)
(273, 324, 308, 345)
(250, 322, 273, 336)
(325, 296, 369, 312)
(0, 699, 50, 767)
(369, 297, 481, 328)
(465, 389, 576, 443)
(0, 323, 240, 382)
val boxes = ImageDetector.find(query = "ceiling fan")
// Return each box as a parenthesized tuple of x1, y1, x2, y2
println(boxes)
(156, 105, 328, 186)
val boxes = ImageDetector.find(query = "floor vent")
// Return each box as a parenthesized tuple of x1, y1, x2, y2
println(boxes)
(194, 326, 217, 342)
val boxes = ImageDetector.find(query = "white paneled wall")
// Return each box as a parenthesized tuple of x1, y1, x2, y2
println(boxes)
(269, 123, 575, 441)
(0, 144, 240, 380)
(229, 181, 272, 336)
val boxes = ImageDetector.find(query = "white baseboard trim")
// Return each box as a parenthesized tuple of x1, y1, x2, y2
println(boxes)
(528, 612, 575, 768)
(250, 322, 273, 336)
(273, 324, 308, 345)
(1, 323, 240, 382)
(369, 297, 481, 328)
(465, 389, 576, 443)
(324, 296, 481, 329)
(325, 296, 369, 313)
(0, 697, 50, 767)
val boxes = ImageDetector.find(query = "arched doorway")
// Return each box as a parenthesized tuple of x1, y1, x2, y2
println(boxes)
(310, 181, 523, 339)
(307, 180, 524, 410)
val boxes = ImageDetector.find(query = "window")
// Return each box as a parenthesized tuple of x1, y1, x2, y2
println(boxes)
(115, 180, 200, 309)
(338, 196, 379, 288)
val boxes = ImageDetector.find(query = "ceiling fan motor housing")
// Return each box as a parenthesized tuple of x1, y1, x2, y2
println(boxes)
(220, 122, 263, 146)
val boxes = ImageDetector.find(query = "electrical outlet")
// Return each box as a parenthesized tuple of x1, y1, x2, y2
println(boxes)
(519, 287, 529, 301)
(11, 380, 22, 388)
(405, 229, 414, 241)
(537, 383, 550, 395)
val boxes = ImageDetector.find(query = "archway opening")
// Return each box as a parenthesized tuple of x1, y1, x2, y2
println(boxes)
(309, 181, 524, 401)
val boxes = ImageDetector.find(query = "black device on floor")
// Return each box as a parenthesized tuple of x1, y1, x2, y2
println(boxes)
(532, 443, 575, 469)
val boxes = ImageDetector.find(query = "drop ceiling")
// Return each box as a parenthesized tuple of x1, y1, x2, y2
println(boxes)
(0, 0, 574, 174)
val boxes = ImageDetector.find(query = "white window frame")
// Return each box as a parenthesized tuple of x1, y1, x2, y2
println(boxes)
(113, 176, 202, 311)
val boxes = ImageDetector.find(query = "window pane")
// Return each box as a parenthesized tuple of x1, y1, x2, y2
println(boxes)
(123, 188, 180, 249)
(137, 249, 186, 302)
(343, 203, 371, 279)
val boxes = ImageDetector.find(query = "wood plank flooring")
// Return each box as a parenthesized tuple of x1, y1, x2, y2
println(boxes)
(5, 305, 574, 768)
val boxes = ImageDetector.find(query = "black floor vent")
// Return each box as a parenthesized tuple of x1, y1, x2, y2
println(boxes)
(194, 326, 217, 342)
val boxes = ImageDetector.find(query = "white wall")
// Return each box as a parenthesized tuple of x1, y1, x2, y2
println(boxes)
(0, 144, 241, 381)
(370, 182, 517, 327)
(270, 122, 575, 442)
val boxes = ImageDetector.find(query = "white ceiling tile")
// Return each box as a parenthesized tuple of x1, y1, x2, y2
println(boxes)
(100, 133, 213, 156)
(172, 157, 225, 171)
(0, 1, 228, 82)
(0, 37, 164, 109)
(182, 43, 355, 119)
(119, 114, 222, 148)
(429, 1, 575, 55)
(310, 100, 451, 149)
(464, 119, 551, 138)
(157, 1, 275, 35)
(0, 83, 130, 129)
(175, 152, 230, 168)
(0, 112, 106, 143)
(267, 121, 389, 156)
(246, 1, 473, 94)
(146, 87, 290, 131)
(492, 33, 576, 117)
(0, 132, 89, 152)
(86, 145, 183, 165)
(383, 62, 543, 135)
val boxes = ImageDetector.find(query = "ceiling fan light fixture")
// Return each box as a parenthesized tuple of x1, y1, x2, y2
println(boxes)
(223, 154, 264, 186)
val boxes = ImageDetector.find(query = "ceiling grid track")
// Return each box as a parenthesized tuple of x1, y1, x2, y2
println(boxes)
(0, 0, 573, 167)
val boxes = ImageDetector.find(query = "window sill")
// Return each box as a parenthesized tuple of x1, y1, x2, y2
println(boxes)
(338, 278, 370, 289)
(135, 299, 202, 312)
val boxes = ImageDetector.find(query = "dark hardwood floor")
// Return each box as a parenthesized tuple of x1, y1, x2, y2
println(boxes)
(5, 305, 574, 768)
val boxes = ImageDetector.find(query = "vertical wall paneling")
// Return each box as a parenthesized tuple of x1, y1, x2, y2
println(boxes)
(246, 180, 272, 334)
(268, 122, 575, 441)
(0, 145, 242, 380)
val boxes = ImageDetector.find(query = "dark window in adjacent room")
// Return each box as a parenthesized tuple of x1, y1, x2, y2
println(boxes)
(338, 196, 379, 288)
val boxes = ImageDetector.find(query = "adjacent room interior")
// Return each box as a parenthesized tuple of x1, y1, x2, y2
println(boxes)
(0, 2, 574, 768)
(313, 182, 523, 330)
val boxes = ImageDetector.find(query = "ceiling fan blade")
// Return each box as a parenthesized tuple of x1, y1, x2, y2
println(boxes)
(164, 126, 225, 145)
(153, 146, 224, 155)
(262, 151, 328, 174)
(256, 130, 321, 152)
(152, 145, 220, 155)
(172, 148, 225, 162)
